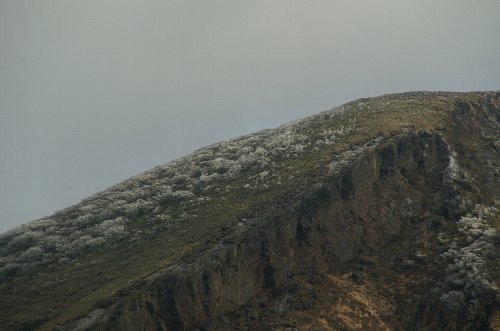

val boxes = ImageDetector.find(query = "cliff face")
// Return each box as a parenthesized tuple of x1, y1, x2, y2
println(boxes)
(1, 91, 499, 331)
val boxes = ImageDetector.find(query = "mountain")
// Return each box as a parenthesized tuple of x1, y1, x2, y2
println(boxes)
(1, 91, 499, 331)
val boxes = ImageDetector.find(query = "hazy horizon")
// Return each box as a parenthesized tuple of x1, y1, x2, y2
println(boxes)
(1, 0, 500, 233)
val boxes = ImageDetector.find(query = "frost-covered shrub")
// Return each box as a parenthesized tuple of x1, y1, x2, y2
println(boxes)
(94, 217, 127, 238)
(18, 246, 45, 262)
(122, 199, 154, 216)
(321, 125, 357, 145)
(154, 186, 194, 204)
(6, 230, 42, 251)
(457, 215, 498, 241)
(208, 157, 233, 174)
(441, 204, 499, 312)
(445, 149, 475, 185)
(447, 151, 461, 181)
(258, 171, 269, 179)
(71, 214, 97, 228)
(80, 236, 106, 249)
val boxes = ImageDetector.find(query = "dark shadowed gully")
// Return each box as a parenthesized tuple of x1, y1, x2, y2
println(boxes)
(1, 91, 499, 330)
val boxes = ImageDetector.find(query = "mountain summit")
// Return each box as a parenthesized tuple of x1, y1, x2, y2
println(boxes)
(1, 91, 499, 330)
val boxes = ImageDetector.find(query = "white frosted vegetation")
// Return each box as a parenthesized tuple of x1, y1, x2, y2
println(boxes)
(440, 204, 499, 310)
(445, 149, 475, 186)
(0, 102, 360, 280)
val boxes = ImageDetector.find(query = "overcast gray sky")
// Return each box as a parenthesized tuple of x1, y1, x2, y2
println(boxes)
(1, 0, 499, 233)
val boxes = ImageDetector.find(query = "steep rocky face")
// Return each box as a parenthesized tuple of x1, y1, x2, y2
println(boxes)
(1, 91, 499, 331)
(73, 132, 498, 331)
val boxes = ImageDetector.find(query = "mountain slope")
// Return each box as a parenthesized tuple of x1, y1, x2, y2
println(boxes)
(1, 91, 499, 330)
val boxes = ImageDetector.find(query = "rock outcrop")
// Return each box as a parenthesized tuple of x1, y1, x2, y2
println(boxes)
(1, 91, 499, 330)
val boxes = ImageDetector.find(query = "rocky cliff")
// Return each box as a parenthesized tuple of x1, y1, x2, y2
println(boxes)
(1, 91, 499, 330)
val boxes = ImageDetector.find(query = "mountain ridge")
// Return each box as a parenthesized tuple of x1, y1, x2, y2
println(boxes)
(1, 91, 499, 330)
